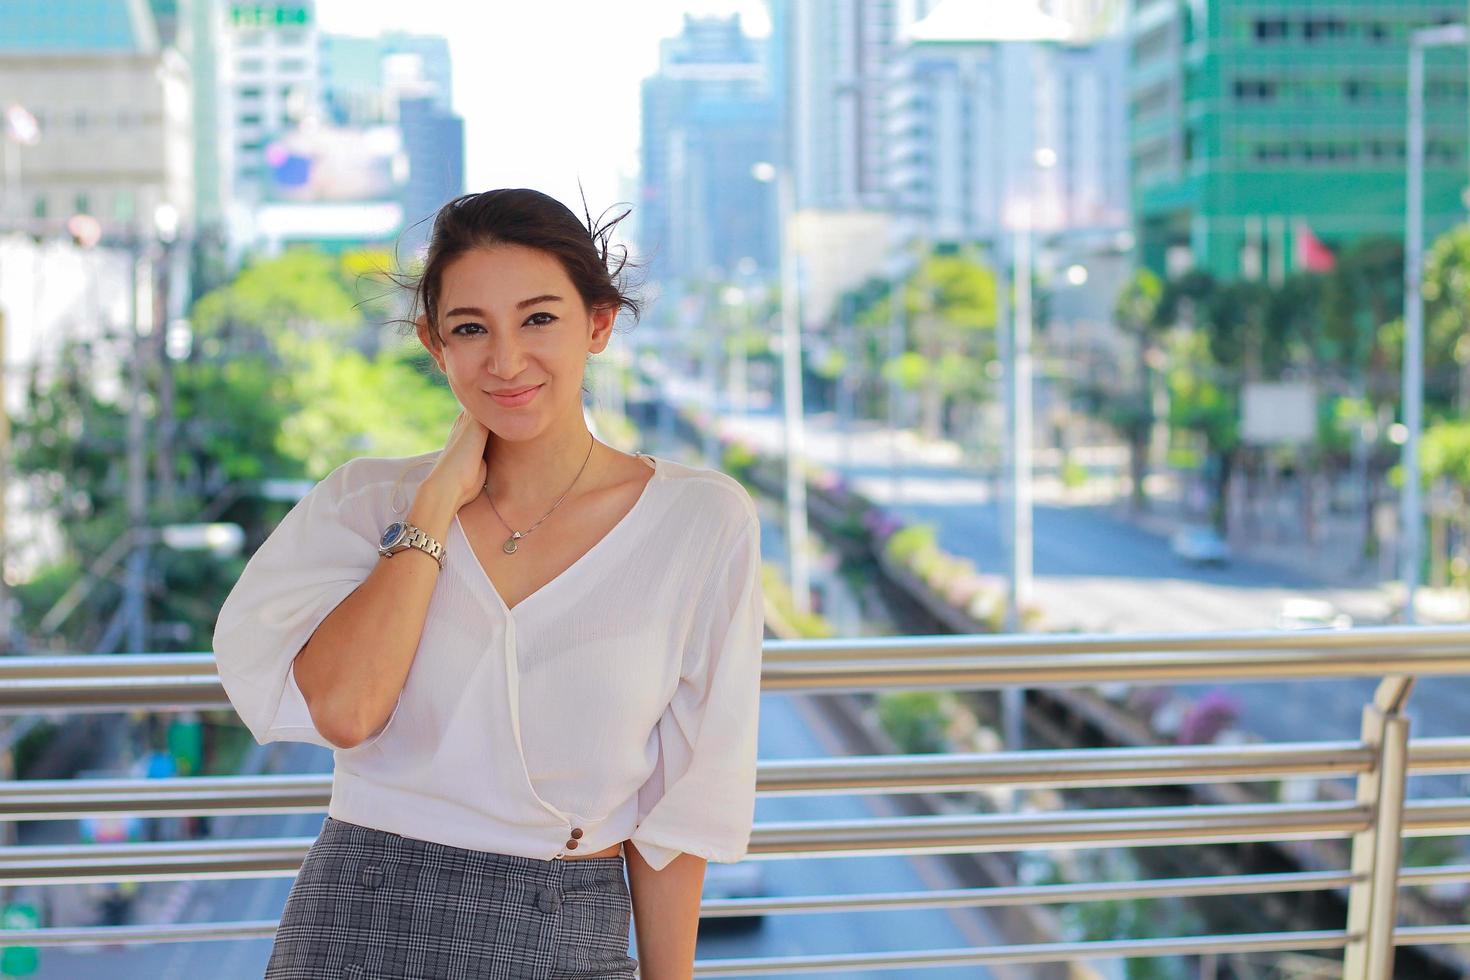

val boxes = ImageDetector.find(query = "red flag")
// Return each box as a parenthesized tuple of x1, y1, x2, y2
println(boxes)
(1294, 219, 1335, 272)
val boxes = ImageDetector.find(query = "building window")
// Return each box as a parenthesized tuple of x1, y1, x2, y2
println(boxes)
(1253, 18, 1288, 41)
(32, 194, 47, 219)
(238, 86, 263, 99)
(237, 57, 264, 73)
(238, 113, 262, 126)
(1233, 78, 1277, 102)
(1302, 18, 1347, 41)
(74, 193, 90, 215)
(278, 57, 307, 73)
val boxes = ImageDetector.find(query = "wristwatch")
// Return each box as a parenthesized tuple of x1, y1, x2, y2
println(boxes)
(378, 521, 446, 569)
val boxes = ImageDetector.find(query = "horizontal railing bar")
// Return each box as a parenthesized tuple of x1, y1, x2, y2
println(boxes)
(0, 773, 332, 820)
(1, 741, 1415, 819)
(0, 800, 1397, 885)
(690, 931, 1354, 975)
(7, 650, 1470, 714)
(0, 919, 282, 947)
(0, 922, 1354, 968)
(761, 650, 1470, 691)
(5, 624, 1467, 679)
(700, 870, 1363, 917)
(4, 625, 1470, 714)
(1400, 863, 1470, 886)
(757, 742, 1380, 792)
(764, 624, 1470, 659)
(1394, 925, 1470, 946)
(16, 797, 1468, 886)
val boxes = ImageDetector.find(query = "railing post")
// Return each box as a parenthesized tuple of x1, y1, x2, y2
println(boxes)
(1343, 675, 1414, 979)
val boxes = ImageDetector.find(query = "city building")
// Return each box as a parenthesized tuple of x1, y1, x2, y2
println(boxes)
(885, 0, 1130, 249)
(638, 13, 779, 284)
(775, 0, 940, 212)
(319, 32, 463, 259)
(0, 0, 193, 240)
(216, 0, 320, 213)
(1129, 0, 1470, 280)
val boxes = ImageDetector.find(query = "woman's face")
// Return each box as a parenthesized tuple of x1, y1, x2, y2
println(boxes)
(418, 244, 615, 440)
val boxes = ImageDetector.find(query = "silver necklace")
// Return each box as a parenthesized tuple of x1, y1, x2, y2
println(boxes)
(482, 435, 596, 555)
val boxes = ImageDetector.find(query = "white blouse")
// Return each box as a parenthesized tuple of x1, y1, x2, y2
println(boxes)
(211, 449, 764, 872)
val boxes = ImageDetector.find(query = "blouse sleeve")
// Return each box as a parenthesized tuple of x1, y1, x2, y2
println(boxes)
(212, 460, 403, 751)
(631, 513, 764, 872)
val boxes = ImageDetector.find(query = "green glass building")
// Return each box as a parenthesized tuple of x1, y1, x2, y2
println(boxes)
(1130, 0, 1469, 280)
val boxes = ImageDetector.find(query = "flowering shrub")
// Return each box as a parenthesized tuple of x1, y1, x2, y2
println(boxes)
(1176, 689, 1242, 745)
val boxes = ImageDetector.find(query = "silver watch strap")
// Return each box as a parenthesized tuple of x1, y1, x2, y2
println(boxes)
(388, 524, 445, 568)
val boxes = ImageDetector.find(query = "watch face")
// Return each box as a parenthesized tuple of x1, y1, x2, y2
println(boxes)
(380, 522, 406, 549)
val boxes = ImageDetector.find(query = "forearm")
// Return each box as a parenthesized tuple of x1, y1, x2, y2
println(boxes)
(624, 843, 706, 980)
(291, 484, 456, 746)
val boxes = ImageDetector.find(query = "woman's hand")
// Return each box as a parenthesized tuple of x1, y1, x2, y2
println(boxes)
(423, 409, 491, 511)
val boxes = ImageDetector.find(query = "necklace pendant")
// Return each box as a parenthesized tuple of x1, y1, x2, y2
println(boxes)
(502, 531, 523, 555)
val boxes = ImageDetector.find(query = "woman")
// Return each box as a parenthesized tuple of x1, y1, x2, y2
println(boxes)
(212, 188, 765, 979)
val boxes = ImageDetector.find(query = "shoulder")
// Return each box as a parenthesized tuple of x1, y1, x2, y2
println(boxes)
(313, 449, 444, 514)
(646, 454, 757, 535)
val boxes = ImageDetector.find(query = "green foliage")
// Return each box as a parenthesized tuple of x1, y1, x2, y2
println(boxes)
(876, 691, 949, 754)
(721, 441, 759, 482)
(274, 335, 458, 479)
(1060, 456, 1089, 489)
(1113, 267, 1163, 338)
(1422, 421, 1470, 487)
(885, 524, 938, 564)
(759, 564, 834, 639)
(190, 248, 365, 354)
(12, 244, 442, 653)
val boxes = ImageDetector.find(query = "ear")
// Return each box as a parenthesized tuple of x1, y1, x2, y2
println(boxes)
(415, 313, 446, 374)
(587, 303, 617, 355)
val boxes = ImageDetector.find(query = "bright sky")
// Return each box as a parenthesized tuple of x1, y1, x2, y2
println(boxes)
(315, 0, 772, 218)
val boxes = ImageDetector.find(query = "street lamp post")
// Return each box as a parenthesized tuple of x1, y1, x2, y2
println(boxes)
(1403, 23, 1468, 624)
(754, 162, 811, 615)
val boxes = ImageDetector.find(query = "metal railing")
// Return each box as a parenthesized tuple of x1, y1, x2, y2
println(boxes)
(3, 623, 1470, 978)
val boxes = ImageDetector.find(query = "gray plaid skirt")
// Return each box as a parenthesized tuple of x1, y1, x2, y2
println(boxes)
(264, 816, 638, 979)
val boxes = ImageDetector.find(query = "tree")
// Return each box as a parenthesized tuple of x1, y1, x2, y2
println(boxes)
(11, 245, 448, 654)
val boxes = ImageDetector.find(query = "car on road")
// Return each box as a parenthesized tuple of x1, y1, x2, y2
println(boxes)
(1169, 525, 1231, 565)
(1277, 597, 1353, 631)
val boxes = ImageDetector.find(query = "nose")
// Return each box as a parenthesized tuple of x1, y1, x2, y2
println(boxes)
(485, 330, 528, 381)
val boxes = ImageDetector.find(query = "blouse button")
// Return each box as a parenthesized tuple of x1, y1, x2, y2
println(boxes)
(565, 839, 578, 850)
(570, 828, 583, 839)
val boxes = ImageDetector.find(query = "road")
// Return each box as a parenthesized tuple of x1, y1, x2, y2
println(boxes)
(674, 387, 1470, 783)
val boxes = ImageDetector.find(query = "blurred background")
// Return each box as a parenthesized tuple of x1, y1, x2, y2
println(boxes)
(5, 1, 1470, 978)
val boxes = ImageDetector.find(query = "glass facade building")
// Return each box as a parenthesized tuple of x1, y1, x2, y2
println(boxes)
(1130, 0, 1469, 279)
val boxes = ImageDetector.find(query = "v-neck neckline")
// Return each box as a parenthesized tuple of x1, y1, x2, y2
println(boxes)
(452, 453, 661, 618)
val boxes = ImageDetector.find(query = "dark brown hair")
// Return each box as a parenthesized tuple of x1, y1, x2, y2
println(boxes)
(397, 187, 641, 347)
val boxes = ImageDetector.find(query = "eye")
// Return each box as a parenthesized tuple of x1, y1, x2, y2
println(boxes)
(450, 322, 485, 336)
(526, 312, 557, 327)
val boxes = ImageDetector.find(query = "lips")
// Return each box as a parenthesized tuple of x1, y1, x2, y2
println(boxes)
(490, 383, 543, 407)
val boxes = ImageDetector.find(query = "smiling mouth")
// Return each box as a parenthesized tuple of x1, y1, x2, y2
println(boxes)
(489, 384, 543, 405)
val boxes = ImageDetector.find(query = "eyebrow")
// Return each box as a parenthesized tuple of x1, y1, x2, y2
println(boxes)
(443, 295, 563, 318)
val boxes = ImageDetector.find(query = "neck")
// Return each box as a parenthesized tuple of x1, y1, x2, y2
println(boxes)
(482, 416, 601, 511)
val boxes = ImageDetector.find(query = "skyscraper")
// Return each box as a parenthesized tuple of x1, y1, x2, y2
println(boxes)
(318, 32, 464, 258)
(1130, 1, 1469, 280)
(776, 0, 941, 212)
(885, 1, 1130, 247)
(638, 13, 779, 284)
